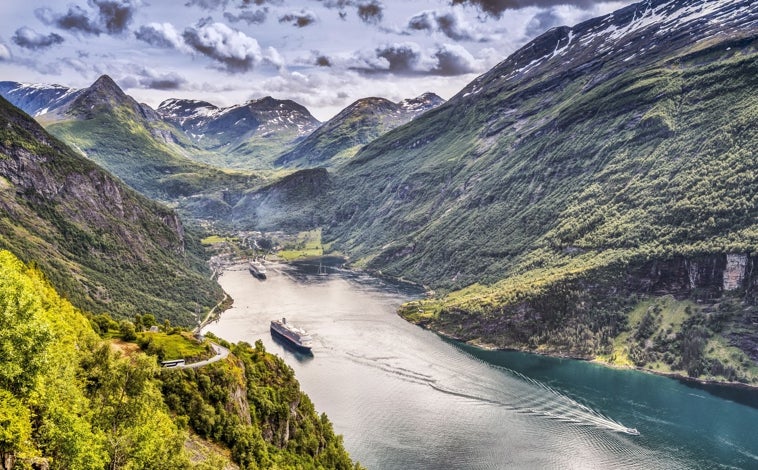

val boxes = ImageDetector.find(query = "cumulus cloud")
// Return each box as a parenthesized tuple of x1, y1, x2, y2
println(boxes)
(123, 69, 187, 90)
(525, 9, 565, 37)
(278, 10, 317, 27)
(182, 18, 283, 73)
(134, 23, 186, 49)
(239, 0, 280, 6)
(224, 9, 268, 24)
(35, 0, 140, 36)
(351, 41, 481, 76)
(185, 0, 229, 9)
(61, 57, 89, 74)
(92, 0, 139, 34)
(431, 43, 479, 75)
(450, 0, 605, 18)
(35, 5, 101, 35)
(0, 43, 11, 61)
(357, 1, 383, 24)
(316, 55, 332, 67)
(12, 27, 65, 50)
(406, 9, 486, 41)
(318, 0, 382, 23)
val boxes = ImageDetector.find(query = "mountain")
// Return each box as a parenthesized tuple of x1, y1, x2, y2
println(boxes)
(0, 81, 82, 116)
(275, 92, 444, 168)
(325, 0, 758, 378)
(158, 96, 320, 168)
(230, 168, 332, 230)
(3, 75, 261, 217)
(0, 95, 223, 324)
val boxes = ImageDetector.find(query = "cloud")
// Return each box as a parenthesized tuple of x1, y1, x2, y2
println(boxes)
(0, 43, 11, 61)
(450, 0, 602, 18)
(92, 0, 139, 34)
(134, 23, 186, 49)
(34, 0, 140, 36)
(316, 55, 332, 67)
(357, 0, 383, 24)
(351, 42, 481, 76)
(278, 10, 317, 28)
(525, 9, 564, 37)
(35, 5, 101, 35)
(182, 18, 283, 73)
(406, 10, 485, 41)
(318, 0, 383, 23)
(12, 27, 65, 50)
(224, 9, 268, 24)
(128, 70, 187, 90)
(431, 43, 479, 75)
(61, 57, 89, 74)
(239, 0, 280, 6)
(185, 0, 229, 9)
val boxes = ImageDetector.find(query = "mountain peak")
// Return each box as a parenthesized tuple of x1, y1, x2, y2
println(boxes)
(91, 74, 119, 89)
(61, 74, 134, 119)
(399, 93, 445, 114)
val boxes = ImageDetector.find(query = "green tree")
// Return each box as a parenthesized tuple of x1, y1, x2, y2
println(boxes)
(0, 390, 32, 470)
(119, 320, 137, 341)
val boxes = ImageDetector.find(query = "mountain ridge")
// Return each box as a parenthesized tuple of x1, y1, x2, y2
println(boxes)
(275, 92, 444, 168)
(157, 94, 321, 168)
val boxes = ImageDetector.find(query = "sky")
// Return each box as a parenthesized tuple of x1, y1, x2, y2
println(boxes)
(0, 0, 635, 120)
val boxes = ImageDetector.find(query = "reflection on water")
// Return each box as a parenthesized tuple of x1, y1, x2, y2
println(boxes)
(204, 262, 758, 470)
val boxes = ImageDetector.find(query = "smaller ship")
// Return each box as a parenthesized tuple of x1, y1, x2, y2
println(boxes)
(270, 318, 313, 352)
(625, 427, 640, 436)
(249, 259, 267, 279)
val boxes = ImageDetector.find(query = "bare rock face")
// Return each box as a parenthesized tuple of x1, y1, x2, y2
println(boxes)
(723, 254, 748, 291)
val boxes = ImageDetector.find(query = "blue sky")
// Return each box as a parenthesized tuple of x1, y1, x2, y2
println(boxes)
(0, 0, 634, 120)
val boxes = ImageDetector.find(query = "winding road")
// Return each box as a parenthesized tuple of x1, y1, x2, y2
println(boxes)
(163, 342, 230, 370)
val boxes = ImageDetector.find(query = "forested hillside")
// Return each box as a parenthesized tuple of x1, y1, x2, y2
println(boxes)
(0, 250, 360, 469)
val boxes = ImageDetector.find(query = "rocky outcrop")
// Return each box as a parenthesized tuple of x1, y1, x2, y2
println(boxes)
(724, 254, 748, 291)
(627, 254, 752, 298)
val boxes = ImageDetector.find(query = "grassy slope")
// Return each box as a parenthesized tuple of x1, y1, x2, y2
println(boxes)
(46, 106, 257, 202)
(276, 98, 408, 168)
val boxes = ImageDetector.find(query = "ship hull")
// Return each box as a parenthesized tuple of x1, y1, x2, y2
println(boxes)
(270, 324, 312, 353)
(249, 267, 266, 279)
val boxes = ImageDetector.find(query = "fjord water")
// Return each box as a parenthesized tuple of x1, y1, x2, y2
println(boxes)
(204, 263, 758, 469)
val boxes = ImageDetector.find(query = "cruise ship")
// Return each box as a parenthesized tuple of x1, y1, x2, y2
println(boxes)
(249, 259, 267, 279)
(270, 318, 313, 352)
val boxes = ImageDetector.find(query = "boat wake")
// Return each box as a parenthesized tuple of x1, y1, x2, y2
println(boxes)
(345, 350, 639, 436)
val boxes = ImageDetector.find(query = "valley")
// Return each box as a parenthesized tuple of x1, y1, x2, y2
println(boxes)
(0, 0, 757, 467)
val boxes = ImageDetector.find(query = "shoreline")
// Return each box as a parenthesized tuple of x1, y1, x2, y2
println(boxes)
(409, 320, 758, 393)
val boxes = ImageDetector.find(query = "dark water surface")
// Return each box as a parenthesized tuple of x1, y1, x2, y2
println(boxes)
(204, 263, 758, 469)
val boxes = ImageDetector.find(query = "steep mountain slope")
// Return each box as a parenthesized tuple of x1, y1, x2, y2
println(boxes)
(0, 95, 222, 324)
(326, 0, 758, 371)
(275, 93, 444, 168)
(0, 81, 82, 116)
(158, 96, 320, 168)
(230, 168, 332, 230)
